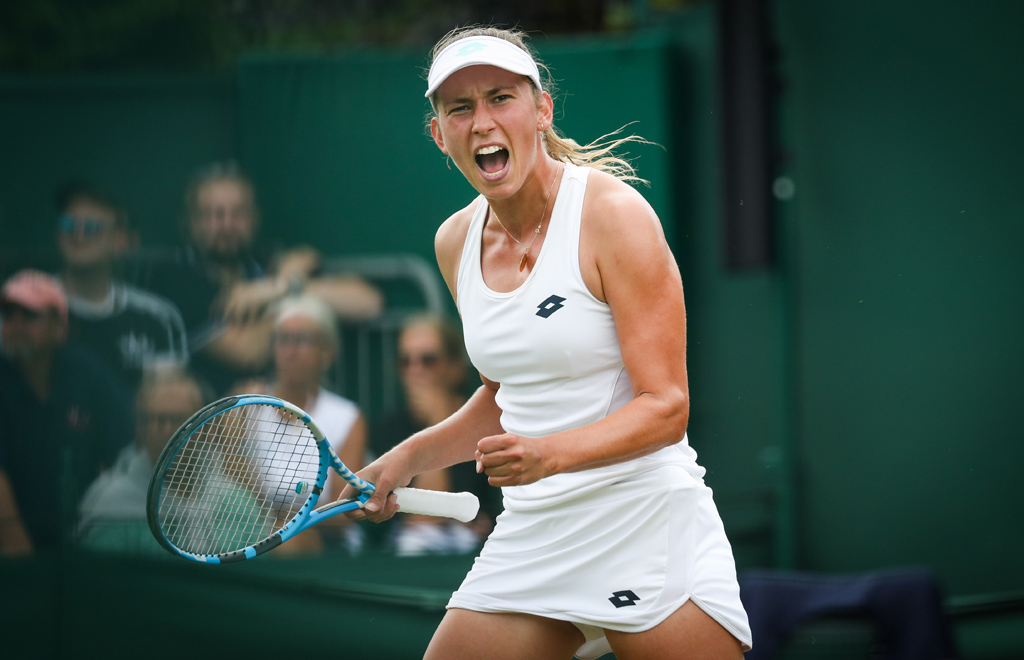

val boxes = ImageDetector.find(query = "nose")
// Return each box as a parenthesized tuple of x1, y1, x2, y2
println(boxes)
(209, 207, 231, 229)
(471, 104, 496, 134)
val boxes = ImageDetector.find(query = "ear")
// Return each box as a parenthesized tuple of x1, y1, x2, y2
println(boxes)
(430, 117, 449, 154)
(112, 228, 130, 253)
(321, 347, 336, 372)
(537, 91, 554, 131)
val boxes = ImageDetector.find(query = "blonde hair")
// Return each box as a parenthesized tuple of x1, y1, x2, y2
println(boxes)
(136, 362, 210, 412)
(274, 294, 340, 352)
(427, 26, 654, 185)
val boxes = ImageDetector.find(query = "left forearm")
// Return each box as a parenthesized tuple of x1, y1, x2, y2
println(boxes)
(546, 388, 689, 475)
(304, 276, 384, 321)
(0, 471, 33, 557)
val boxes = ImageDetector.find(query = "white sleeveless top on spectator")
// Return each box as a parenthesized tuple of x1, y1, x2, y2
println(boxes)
(305, 388, 360, 453)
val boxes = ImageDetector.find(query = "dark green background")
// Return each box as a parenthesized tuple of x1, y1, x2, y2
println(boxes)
(1, 1, 1022, 657)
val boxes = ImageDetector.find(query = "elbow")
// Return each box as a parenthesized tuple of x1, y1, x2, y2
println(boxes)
(658, 388, 690, 444)
(367, 289, 385, 317)
(344, 290, 385, 321)
(352, 285, 385, 320)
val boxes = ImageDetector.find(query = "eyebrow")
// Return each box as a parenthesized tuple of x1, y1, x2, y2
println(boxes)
(446, 86, 517, 105)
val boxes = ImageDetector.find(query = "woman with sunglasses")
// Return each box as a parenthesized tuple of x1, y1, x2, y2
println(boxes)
(371, 313, 496, 555)
(346, 26, 751, 659)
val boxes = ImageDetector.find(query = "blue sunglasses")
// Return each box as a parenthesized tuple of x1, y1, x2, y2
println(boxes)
(57, 215, 111, 237)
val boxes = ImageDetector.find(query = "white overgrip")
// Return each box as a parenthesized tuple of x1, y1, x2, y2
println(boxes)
(393, 488, 480, 523)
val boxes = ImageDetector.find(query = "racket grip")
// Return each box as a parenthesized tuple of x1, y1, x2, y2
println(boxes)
(393, 487, 480, 523)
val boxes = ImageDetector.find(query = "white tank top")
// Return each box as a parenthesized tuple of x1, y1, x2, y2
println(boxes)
(456, 163, 704, 510)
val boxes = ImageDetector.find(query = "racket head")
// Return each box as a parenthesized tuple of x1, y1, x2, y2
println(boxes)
(146, 394, 363, 563)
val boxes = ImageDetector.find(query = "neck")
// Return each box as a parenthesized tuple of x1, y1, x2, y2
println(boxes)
(194, 246, 248, 286)
(62, 263, 113, 302)
(274, 380, 319, 409)
(487, 157, 561, 236)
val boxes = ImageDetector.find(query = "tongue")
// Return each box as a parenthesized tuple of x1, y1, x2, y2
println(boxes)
(478, 150, 508, 174)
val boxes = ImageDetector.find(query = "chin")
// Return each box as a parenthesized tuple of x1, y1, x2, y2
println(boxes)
(206, 247, 245, 264)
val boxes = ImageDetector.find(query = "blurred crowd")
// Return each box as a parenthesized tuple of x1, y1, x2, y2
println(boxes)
(0, 162, 499, 560)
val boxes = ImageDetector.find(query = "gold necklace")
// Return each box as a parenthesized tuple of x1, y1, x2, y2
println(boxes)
(490, 164, 561, 272)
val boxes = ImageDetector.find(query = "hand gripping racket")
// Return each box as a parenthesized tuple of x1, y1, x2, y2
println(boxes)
(147, 394, 479, 564)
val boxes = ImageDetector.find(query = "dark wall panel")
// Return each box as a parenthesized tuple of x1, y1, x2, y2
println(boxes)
(0, 75, 237, 262)
(776, 0, 1024, 594)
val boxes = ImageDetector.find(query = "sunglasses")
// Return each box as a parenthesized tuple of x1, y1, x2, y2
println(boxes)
(273, 331, 321, 348)
(399, 352, 441, 369)
(57, 215, 112, 237)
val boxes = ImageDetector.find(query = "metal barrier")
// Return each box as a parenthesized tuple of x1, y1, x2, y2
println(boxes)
(323, 253, 447, 418)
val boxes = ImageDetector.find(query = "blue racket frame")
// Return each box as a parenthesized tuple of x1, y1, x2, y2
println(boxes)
(147, 394, 377, 564)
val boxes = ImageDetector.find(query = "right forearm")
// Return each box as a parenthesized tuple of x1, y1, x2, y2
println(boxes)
(393, 384, 504, 477)
(0, 472, 33, 557)
(204, 320, 273, 369)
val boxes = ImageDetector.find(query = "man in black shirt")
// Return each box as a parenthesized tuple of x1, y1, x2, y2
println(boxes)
(144, 161, 383, 395)
(56, 181, 188, 394)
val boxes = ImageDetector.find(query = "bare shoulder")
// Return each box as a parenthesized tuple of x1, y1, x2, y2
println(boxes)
(435, 198, 482, 302)
(582, 169, 665, 243)
(579, 169, 673, 302)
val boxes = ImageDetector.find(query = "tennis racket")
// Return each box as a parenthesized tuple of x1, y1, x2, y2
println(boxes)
(147, 394, 479, 564)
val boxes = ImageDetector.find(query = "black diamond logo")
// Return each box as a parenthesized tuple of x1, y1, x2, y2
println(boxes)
(609, 590, 641, 608)
(536, 295, 566, 318)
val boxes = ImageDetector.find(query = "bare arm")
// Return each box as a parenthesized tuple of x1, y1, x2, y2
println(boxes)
(304, 275, 383, 321)
(0, 470, 33, 557)
(208, 275, 382, 372)
(222, 244, 383, 323)
(203, 317, 274, 371)
(348, 380, 504, 519)
(476, 172, 690, 486)
(221, 275, 382, 323)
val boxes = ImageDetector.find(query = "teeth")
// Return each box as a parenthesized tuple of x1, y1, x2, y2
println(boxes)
(476, 145, 504, 155)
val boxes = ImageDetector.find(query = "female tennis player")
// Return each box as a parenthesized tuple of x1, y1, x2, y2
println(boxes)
(345, 26, 752, 660)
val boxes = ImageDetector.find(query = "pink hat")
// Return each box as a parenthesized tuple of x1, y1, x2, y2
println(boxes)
(1, 270, 68, 323)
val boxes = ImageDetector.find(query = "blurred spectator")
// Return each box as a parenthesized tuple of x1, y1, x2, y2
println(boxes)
(238, 294, 366, 554)
(56, 181, 188, 394)
(371, 313, 499, 556)
(0, 270, 133, 556)
(77, 363, 209, 555)
(143, 161, 383, 395)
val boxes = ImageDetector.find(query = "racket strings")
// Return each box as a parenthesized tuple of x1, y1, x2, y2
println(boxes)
(157, 404, 322, 555)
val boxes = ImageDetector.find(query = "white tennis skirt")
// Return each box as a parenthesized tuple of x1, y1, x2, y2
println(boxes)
(447, 463, 752, 659)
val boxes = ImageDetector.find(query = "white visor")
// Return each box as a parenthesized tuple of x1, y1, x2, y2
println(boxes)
(425, 36, 542, 99)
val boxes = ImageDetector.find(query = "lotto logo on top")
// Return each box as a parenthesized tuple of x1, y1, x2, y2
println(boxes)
(536, 295, 566, 319)
(457, 42, 487, 57)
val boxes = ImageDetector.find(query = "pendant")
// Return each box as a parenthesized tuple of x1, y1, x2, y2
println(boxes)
(519, 253, 528, 272)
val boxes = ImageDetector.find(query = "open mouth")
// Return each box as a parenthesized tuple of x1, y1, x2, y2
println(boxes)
(475, 145, 509, 178)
